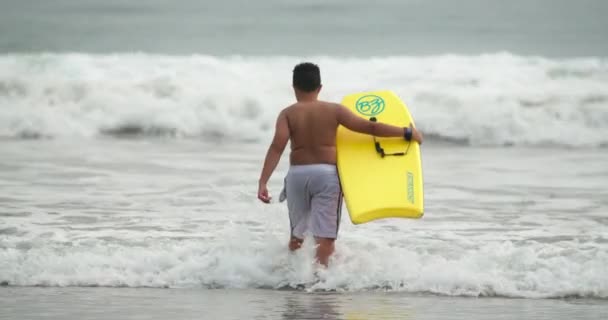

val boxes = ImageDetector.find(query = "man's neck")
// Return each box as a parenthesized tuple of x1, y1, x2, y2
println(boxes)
(295, 92, 318, 102)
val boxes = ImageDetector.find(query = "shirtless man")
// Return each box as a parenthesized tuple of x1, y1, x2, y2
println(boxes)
(257, 62, 423, 267)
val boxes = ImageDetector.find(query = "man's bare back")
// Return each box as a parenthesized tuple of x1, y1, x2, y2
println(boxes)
(284, 101, 340, 165)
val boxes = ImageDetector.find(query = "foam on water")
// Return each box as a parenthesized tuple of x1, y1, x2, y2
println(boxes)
(1, 53, 607, 147)
(1, 219, 607, 299)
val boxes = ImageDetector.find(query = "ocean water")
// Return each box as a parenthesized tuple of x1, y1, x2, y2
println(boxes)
(1, 140, 607, 296)
(2, 0, 608, 56)
(1, 287, 607, 320)
(1, 0, 608, 319)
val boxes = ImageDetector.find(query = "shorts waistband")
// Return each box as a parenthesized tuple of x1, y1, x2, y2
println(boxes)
(288, 163, 337, 174)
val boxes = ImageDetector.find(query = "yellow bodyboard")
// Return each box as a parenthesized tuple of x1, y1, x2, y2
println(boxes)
(336, 90, 424, 224)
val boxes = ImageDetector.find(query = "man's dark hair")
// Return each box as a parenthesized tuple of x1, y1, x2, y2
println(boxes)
(292, 62, 321, 92)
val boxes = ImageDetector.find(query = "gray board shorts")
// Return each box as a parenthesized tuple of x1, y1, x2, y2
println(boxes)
(279, 164, 343, 239)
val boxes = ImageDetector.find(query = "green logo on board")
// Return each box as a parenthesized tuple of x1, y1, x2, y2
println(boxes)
(407, 172, 415, 204)
(355, 95, 385, 116)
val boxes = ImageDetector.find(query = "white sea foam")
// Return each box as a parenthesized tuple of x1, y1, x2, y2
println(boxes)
(1, 225, 607, 299)
(0, 53, 606, 147)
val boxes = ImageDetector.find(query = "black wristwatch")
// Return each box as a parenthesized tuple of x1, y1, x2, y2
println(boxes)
(404, 126, 413, 141)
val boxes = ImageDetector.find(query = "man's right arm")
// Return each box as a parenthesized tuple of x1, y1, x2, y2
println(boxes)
(335, 104, 423, 143)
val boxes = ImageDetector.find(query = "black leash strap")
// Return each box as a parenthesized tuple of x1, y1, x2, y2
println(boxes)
(370, 117, 411, 158)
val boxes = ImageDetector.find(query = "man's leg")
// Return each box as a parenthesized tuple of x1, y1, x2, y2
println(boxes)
(285, 168, 310, 252)
(314, 237, 335, 267)
(309, 168, 342, 268)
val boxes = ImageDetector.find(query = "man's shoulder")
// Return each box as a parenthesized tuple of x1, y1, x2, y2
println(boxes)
(278, 104, 295, 118)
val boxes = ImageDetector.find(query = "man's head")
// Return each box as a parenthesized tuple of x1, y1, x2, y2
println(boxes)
(292, 62, 322, 93)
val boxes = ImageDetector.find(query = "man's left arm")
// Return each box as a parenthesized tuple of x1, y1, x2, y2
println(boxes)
(257, 109, 290, 203)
